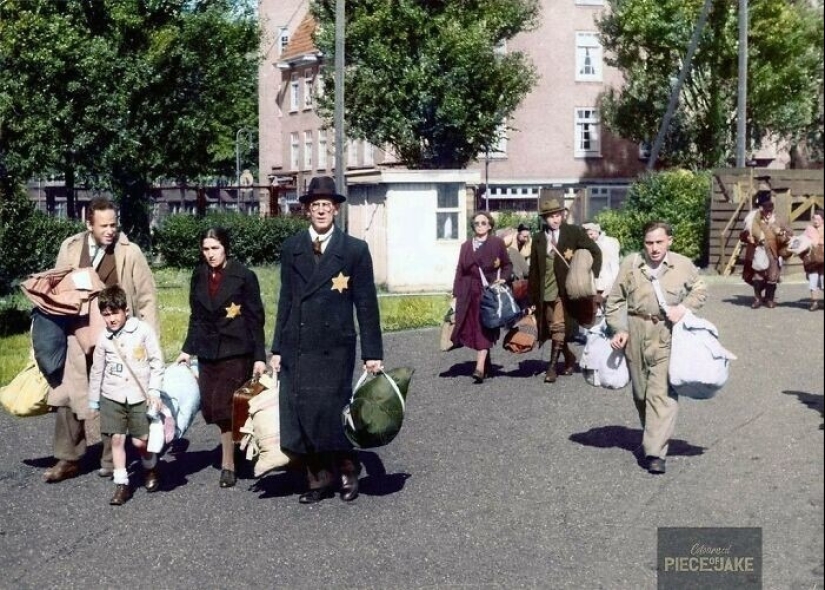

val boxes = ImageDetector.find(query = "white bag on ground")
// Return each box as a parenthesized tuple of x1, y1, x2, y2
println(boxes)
(239, 374, 291, 477)
(669, 311, 737, 400)
(160, 361, 201, 439)
(579, 319, 629, 390)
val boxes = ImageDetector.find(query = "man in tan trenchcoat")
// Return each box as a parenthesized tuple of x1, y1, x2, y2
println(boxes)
(42, 197, 158, 483)
(605, 221, 706, 475)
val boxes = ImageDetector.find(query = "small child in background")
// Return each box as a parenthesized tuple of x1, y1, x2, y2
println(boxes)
(88, 286, 165, 505)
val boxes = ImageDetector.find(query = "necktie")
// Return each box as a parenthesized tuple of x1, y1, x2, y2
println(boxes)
(313, 237, 323, 258)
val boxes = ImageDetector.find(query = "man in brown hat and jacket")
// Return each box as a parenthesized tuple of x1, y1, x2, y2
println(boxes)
(42, 197, 158, 483)
(528, 191, 602, 384)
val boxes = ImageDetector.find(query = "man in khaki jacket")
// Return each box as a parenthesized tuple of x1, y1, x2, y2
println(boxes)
(605, 221, 706, 475)
(43, 197, 159, 483)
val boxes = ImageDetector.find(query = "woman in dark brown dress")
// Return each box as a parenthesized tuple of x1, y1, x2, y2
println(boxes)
(176, 227, 267, 487)
(450, 211, 512, 383)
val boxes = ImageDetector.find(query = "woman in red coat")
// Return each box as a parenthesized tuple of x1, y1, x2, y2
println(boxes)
(451, 211, 512, 383)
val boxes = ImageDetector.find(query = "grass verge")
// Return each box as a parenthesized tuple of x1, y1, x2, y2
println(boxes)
(1, 266, 449, 386)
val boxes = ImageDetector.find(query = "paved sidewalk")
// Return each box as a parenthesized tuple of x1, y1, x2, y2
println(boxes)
(0, 282, 822, 589)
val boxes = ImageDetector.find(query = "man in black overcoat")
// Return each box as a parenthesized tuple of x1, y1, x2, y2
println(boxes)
(270, 176, 383, 504)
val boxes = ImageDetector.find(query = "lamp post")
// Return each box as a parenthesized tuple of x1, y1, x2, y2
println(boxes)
(334, 0, 347, 228)
(736, 0, 748, 168)
(235, 127, 252, 210)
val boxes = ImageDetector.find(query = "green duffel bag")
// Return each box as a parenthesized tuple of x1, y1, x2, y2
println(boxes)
(342, 367, 414, 449)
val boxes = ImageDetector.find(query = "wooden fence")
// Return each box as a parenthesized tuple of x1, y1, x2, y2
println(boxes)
(709, 168, 824, 276)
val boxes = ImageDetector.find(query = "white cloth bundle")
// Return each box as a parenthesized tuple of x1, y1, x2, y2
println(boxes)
(668, 311, 737, 400)
(579, 319, 629, 390)
(160, 362, 200, 439)
(239, 374, 291, 477)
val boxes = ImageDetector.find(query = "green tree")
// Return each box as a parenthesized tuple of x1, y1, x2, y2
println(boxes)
(0, 0, 259, 241)
(595, 170, 711, 263)
(598, 0, 824, 169)
(311, 0, 540, 169)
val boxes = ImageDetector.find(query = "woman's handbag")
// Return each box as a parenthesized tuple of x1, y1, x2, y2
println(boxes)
(751, 245, 770, 272)
(503, 314, 538, 354)
(0, 351, 50, 417)
(479, 269, 521, 329)
(342, 367, 414, 449)
(440, 308, 458, 352)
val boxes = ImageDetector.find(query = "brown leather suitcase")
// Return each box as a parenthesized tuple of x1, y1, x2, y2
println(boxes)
(231, 377, 267, 443)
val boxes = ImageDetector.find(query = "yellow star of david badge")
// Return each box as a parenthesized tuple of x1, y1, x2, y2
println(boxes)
(331, 272, 350, 293)
(225, 302, 242, 319)
(132, 345, 146, 362)
(564, 248, 574, 261)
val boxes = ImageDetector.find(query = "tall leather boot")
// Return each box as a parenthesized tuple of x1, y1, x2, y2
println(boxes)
(764, 283, 777, 309)
(544, 342, 563, 383)
(562, 343, 576, 376)
(751, 280, 764, 309)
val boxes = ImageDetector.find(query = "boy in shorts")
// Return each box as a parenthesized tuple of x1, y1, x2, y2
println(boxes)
(88, 286, 165, 505)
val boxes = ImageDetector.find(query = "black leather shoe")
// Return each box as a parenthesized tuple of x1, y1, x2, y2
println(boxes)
(647, 457, 666, 474)
(219, 469, 237, 488)
(144, 467, 161, 493)
(299, 487, 334, 504)
(471, 370, 484, 384)
(340, 474, 359, 502)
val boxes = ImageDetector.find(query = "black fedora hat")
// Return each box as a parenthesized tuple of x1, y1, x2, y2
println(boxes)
(299, 176, 347, 205)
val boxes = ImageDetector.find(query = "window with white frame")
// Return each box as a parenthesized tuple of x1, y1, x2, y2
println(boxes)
(279, 28, 290, 57)
(318, 132, 328, 170)
(290, 132, 300, 171)
(347, 140, 358, 168)
(304, 131, 313, 170)
(574, 108, 602, 158)
(290, 73, 300, 112)
(576, 32, 603, 82)
(575, 0, 604, 5)
(436, 183, 461, 240)
(304, 70, 314, 109)
(588, 186, 628, 217)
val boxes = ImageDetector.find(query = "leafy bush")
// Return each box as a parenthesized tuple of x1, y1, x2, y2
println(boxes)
(153, 212, 309, 268)
(595, 170, 711, 263)
(493, 210, 541, 233)
(0, 189, 83, 295)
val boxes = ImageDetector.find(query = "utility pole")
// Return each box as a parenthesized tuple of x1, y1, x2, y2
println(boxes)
(736, 0, 749, 168)
(334, 0, 347, 229)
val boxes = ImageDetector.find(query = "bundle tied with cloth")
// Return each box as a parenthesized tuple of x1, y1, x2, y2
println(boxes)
(238, 373, 292, 477)
(343, 367, 414, 449)
(21, 267, 107, 384)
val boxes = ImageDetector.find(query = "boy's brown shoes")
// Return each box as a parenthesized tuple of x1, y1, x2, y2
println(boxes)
(110, 484, 132, 506)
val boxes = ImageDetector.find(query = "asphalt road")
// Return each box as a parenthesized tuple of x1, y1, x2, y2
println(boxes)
(1, 280, 822, 589)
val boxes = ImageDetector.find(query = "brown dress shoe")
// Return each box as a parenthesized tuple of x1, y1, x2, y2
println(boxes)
(765, 300, 776, 309)
(43, 460, 80, 483)
(144, 467, 161, 493)
(110, 484, 132, 506)
(751, 298, 762, 309)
